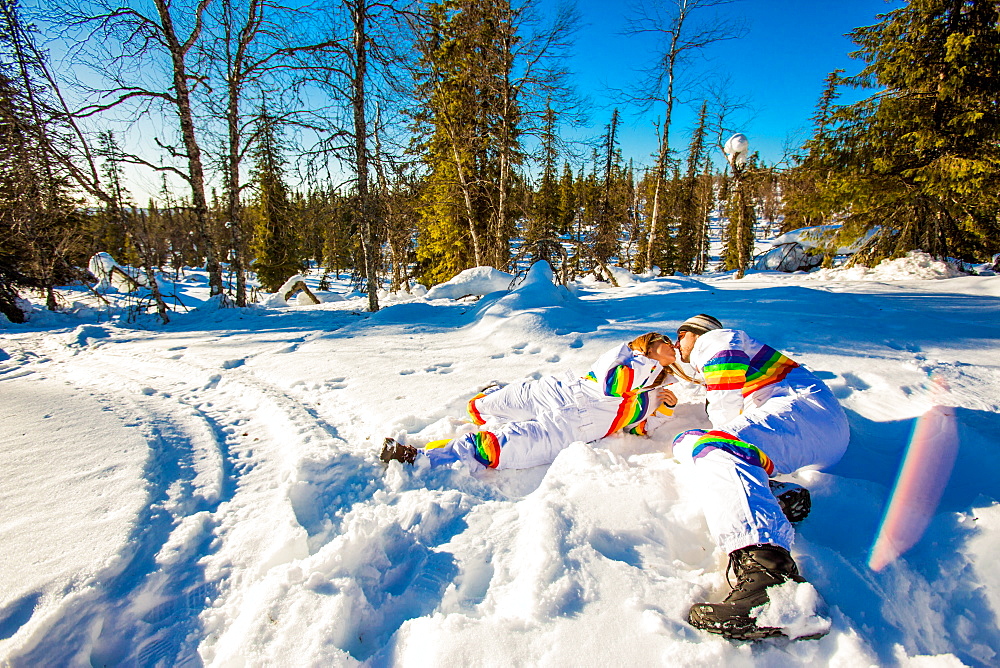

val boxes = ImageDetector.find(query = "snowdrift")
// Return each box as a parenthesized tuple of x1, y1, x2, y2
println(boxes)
(2, 259, 1000, 666)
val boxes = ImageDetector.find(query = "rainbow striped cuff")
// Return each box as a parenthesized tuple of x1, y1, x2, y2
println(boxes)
(469, 431, 502, 468)
(604, 391, 651, 437)
(467, 393, 487, 425)
(681, 429, 774, 475)
(627, 421, 648, 436)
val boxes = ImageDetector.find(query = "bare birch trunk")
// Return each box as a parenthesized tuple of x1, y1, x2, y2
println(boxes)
(349, 0, 379, 312)
(154, 0, 223, 298)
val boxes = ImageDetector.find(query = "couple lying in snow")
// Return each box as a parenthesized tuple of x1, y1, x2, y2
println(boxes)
(380, 314, 850, 642)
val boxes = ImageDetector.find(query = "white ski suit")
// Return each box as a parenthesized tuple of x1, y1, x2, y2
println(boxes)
(424, 343, 676, 470)
(671, 329, 849, 553)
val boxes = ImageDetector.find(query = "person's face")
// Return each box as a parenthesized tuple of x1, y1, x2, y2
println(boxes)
(645, 337, 676, 366)
(676, 330, 697, 363)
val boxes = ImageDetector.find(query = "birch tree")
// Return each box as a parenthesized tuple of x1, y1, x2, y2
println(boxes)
(63, 0, 225, 297)
(625, 0, 744, 273)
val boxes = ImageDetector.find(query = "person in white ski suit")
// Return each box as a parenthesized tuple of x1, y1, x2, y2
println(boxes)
(672, 314, 850, 639)
(420, 333, 679, 470)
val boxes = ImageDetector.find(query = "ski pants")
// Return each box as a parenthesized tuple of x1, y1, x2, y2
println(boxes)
(671, 367, 849, 554)
(425, 375, 613, 470)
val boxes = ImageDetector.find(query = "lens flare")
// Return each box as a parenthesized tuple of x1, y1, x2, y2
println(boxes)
(868, 401, 959, 572)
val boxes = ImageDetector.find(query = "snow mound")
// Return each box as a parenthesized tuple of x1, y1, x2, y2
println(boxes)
(258, 274, 344, 307)
(809, 251, 962, 281)
(472, 262, 581, 338)
(607, 265, 648, 285)
(425, 267, 513, 300)
(65, 324, 111, 347)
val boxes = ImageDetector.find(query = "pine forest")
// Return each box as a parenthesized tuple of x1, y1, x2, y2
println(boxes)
(2, 0, 999, 323)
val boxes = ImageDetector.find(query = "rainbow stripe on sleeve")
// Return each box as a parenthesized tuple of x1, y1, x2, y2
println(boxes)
(470, 431, 502, 468)
(586, 364, 663, 436)
(744, 345, 799, 396)
(702, 349, 750, 391)
(604, 365, 635, 397)
(467, 393, 487, 425)
(689, 430, 774, 475)
(604, 390, 651, 437)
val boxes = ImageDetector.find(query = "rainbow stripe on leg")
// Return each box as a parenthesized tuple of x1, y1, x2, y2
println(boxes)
(679, 429, 774, 475)
(470, 431, 501, 468)
(467, 393, 487, 425)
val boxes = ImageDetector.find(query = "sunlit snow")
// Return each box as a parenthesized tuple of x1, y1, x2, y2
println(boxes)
(1, 253, 999, 666)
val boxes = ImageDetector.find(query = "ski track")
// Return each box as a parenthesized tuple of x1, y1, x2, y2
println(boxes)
(0, 330, 382, 665)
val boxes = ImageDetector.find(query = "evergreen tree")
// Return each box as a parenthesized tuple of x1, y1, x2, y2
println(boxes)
(557, 161, 576, 235)
(616, 161, 643, 271)
(674, 100, 710, 273)
(691, 161, 714, 273)
(591, 109, 621, 271)
(0, 0, 84, 320)
(321, 188, 356, 282)
(527, 103, 561, 265)
(721, 153, 758, 277)
(414, 0, 522, 285)
(780, 70, 843, 233)
(248, 111, 301, 292)
(792, 0, 1000, 263)
(89, 131, 130, 258)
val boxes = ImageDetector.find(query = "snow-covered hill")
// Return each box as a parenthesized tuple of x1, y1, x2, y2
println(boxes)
(2, 255, 999, 666)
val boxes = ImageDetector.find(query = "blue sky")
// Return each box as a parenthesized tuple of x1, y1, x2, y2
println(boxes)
(553, 0, 903, 168)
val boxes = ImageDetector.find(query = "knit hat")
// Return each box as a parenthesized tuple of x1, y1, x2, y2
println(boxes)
(677, 314, 723, 336)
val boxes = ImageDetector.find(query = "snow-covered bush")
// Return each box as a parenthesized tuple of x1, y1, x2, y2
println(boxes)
(809, 251, 962, 281)
(425, 266, 514, 300)
(87, 253, 153, 292)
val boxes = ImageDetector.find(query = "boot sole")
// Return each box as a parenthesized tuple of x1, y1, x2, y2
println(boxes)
(770, 481, 812, 523)
(689, 608, 829, 641)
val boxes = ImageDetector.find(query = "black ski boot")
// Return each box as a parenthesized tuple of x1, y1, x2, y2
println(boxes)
(769, 480, 812, 523)
(688, 544, 813, 640)
(380, 437, 417, 465)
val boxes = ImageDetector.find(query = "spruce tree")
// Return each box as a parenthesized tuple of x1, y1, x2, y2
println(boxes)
(527, 103, 561, 265)
(414, 0, 521, 285)
(721, 153, 758, 277)
(794, 0, 1000, 262)
(0, 0, 84, 320)
(557, 161, 576, 235)
(674, 100, 710, 273)
(249, 111, 301, 293)
(591, 109, 622, 272)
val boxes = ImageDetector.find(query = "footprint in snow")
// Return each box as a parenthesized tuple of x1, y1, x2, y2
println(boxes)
(425, 362, 453, 374)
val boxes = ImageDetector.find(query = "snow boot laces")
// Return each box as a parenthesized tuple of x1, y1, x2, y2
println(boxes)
(380, 437, 417, 465)
(688, 544, 806, 640)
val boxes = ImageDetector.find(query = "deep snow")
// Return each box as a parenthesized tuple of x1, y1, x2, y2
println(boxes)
(1, 253, 999, 666)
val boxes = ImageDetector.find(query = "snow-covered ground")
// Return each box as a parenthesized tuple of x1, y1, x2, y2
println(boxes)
(2, 253, 999, 666)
